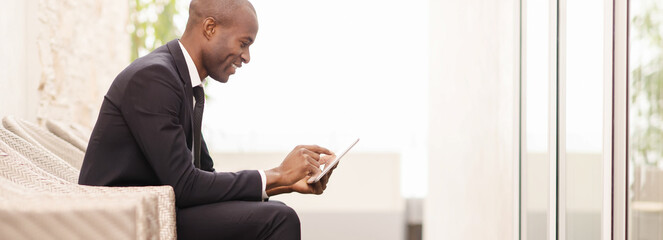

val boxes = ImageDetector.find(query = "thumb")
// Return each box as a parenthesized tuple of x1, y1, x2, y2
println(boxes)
(306, 175, 317, 184)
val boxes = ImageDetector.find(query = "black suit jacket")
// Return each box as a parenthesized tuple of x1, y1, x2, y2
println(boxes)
(79, 40, 262, 208)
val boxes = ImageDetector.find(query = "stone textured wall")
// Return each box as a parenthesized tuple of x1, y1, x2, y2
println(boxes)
(37, 0, 130, 128)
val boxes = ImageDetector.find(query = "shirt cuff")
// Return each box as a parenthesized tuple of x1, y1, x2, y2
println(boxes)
(258, 170, 268, 201)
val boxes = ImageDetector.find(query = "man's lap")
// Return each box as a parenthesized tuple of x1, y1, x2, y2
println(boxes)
(176, 200, 300, 240)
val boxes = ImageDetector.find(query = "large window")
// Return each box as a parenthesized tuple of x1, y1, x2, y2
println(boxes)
(521, 0, 610, 239)
(563, 0, 607, 238)
(200, 0, 430, 198)
(522, 0, 551, 239)
(628, 0, 663, 239)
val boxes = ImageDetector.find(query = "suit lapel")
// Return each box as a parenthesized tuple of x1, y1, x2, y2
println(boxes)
(166, 39, 195, 149)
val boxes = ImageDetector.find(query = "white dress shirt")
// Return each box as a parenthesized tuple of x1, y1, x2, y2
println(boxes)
(178, 40, 269, 200)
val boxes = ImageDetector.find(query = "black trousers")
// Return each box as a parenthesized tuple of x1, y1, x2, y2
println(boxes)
(176, 200, 301, 240)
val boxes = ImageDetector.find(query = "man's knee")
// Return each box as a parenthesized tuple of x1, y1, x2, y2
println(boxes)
(282, 204, 300, 226)
(261, 201, 300, 239)
(267, 201, 300, 226)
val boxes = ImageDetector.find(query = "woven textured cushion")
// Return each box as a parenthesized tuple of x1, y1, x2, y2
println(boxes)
(2, 116, 84, 169)
(46, 119, 88, 152)
(0, 178, 158, 240)
(0, 127, 79, 183)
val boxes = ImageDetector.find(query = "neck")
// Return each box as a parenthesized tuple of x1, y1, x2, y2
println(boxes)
(179, 35, 208, 80)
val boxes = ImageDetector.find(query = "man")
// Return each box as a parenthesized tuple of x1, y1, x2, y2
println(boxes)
(79, 0, 336, 239)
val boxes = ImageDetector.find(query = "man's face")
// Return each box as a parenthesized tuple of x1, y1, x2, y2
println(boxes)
(202, 6, 258, 83)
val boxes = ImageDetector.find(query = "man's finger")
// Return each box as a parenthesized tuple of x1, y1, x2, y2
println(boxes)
(302, 145, 333, 155)
(307, 159, 322, 176)
(306, 155, 321, 168)
(320, 154, 336, 165)
(313, 181, 324, 194)
(301, 148, 321, 161)
(320, 174, 329, 186)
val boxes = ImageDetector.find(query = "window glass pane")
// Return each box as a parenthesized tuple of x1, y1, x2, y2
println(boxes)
(565, 0, 605, 238)
(200, 0, 430, 198)
(523, 0, 550, 238)
(628, 0, 663, 239)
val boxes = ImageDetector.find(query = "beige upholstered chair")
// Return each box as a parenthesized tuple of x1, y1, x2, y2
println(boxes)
(67, 121, 92, 143)
(0, 124, 176, 240)
(0, 178, 159, 240)
(46, 119, 89, 152)
(2, 116, 84, 169)
(0, 127, 78, 183)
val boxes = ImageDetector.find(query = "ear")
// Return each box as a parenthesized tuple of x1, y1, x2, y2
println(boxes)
(202, 17, 217, 40)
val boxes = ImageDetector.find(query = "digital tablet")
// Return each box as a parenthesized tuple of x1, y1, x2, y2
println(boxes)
(309, 138, 360, 183)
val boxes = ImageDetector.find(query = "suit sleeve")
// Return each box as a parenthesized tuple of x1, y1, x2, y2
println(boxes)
(200, 137, 215, 172)
(120, 65, 262, 208)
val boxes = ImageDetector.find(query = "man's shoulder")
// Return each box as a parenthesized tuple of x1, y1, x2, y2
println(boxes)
(106, 43, 185, 104)
(123, 46, 179, 79)
(111, 42, 187, 90)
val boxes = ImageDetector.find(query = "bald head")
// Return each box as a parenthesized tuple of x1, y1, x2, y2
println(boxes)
(185, 0, 255, 31)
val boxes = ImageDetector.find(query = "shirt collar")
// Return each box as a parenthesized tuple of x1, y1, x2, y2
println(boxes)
(178, 40, 204, 88)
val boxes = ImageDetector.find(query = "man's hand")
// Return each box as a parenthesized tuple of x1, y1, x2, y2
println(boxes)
(293, 155, 337, 195)
(306, 154, 336, 184)
(265, 153, 338, 196)
(265, 145, 332, 189)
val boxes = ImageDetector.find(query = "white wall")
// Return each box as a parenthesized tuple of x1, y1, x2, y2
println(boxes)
(425, 0, 520, 239)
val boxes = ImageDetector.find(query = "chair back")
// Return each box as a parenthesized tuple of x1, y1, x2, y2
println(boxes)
(2, 116, 84, 169)
(46, 119, 89, 152)
(0, 127, 79, 183)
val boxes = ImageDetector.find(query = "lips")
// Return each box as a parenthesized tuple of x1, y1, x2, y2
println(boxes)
(227, 63, 237, 75)
(229, 63, 241, 75)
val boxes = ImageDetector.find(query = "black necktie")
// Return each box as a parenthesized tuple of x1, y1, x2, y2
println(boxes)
(193, 86, 205, 169)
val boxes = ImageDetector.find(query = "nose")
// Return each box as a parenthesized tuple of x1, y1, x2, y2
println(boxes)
(241, 48, 251, 64)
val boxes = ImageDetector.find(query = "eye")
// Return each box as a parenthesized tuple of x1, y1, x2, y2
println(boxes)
(241, 41, 248, 48)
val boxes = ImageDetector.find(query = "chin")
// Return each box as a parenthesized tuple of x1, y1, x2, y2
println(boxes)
(209, 73, 229, 83)
(217, 76, 229, 83)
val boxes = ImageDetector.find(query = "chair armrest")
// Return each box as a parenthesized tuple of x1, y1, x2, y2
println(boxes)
(83, 185, 176, 240)
(0, 192, 159, 240)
